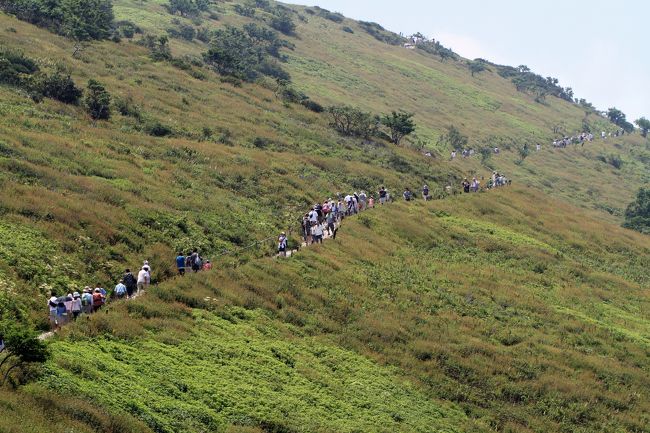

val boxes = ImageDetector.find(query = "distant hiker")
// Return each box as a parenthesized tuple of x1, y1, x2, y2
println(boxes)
(311, 223, 324, 244)
(190, 249, 201, 273)
(422, 184, 430, 201)
(403, 188, 413, 201)
(137, 265, 151, 293)
(176, 252, 186, 276)
(491, 171, 497, 188)
(359, 191, 367, 210)
(368, 196, 375, 208)
(379, 187, 387, 205)
(471, 177, 480, 192)
(114, 279, 127, 299)
(278, 232, 288, 257)
(48, 294, 58, 330)
(71, 292, 82, 320)
(81, 287, 93, 314)
(326, 211, 336, 238)
(202, 260, 212, 271)
(536, 143, 541, 152)
(123, 269, 137, 298)
(462, 178, 471, 193)
(302, 214, 311, 244)
(451, 150, 457, 159)
(56, 298, 68, 326)
(92, 288, 105, 313)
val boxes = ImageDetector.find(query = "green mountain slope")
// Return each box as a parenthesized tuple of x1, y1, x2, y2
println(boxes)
(0, 0, 649, 432)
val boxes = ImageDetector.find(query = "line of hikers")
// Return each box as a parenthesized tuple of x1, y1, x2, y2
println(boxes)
(175, 249, 212, 276)
(459, 171, 511, 193)
(47, 262, 153, 330)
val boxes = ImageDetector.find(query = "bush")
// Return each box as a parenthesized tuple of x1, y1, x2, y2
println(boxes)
(321, 11, 344, 23)
(138, 34, 172, 61)
(623, 188, 650, 234)
(35, 71, 82, 104)
(358, 21, 404, 45)
(0, 48, 39, 86)
(84, 79, 111, 120)
(270, 11, 296, 36)
(196, 27, 210, 43)
(0, 0, 115, 41)
(203, 26, 290, 82)
(167, 0, 209, 17)
(116, 20, 141, 39)
(328, 105, 379, 138)
(342, 26, 354, 34)
(301, 99, 324, 113)
(114, 94, 141, 120)
(233, 4, 255, 17)
(145, 121, 173, 137)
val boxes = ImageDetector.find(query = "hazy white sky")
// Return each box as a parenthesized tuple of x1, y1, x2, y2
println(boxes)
(294, 0, 649, 122)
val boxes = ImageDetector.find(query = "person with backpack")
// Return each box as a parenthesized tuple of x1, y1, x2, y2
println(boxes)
(92, 288, 105, 313)
(81, 287, 93, 315)
(326, 211, 336, 238)
(185, 252, 193, 273)
(190, 249, 201, 273)
(422, 185, 430, 201)
(378, 187, 387, 205)
(48, 294, 58, 330)
(123, 269, 137, 298)
(114, 279, 127, 299)
(71, 292, 82, 320)
(311, 222, 324, 244)
(403, 188, 413, 201)
(202, 260, 213, 271)
(462, 178, 471, 193)
(176, 252, 186, 276)
(56, 298, 68, 327)
(278, 232, 288, 257)
(137, 265, 151, 292)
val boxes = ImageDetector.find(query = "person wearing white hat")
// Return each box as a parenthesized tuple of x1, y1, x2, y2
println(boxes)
(137, 265, 151, 294)
(278, 232, 288, 257)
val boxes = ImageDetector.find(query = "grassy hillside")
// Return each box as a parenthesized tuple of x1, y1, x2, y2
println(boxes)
(0, 0, 649, 432)
(20, 187, 650, 433)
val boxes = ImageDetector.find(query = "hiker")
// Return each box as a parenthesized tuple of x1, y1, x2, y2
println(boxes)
(471, 177, 480, 192)
(403, 188, 413, 201)
(311, 222, 324, 244)
(368, 196, 375, 208)
(491, 171, 497, 188)
(379, 187, 387, 205)
(56, 297, 68, 327)
(308, 207, 318, 225)
(359, 191, 367, 210)
(176, 252, 186, 276)
(81, 287, 93, 314)
(278, 232, 288, 257)
(71, 292, 82, 320)
(202, 260, 213, 271)
(190, 249, 202, 272)
(48, 294, 58, 330)
(302, 214, 311, 244)
(462, 178, 471, 193)
(326, 211, 336, 238)
(536, 143, 541, 152)
(114, 279, 127, 299)
(137, 265, 150, 294)
(92, 288, 105, 313)
(422, 185, 430, 201)
(123, 269, 137, 298)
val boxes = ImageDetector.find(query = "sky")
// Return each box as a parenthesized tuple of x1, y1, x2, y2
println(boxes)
(294, 0, 649, 122)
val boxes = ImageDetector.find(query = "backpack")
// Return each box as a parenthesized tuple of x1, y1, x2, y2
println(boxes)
(81, 294, 92, 306)
(123, 273, 136, 288)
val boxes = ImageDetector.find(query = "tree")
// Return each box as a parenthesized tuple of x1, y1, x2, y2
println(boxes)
(622, 188, 650, 234)
(0, 325, 49, 387)
(438, 125, 468, 150)
(381, 111, 415, 145)
(635, 117, 650, 138)
(328, 105, 379, 138)
(60, 0, 114, 41)
(35, 70, 82, 104)
(468, 59, 489, 77)
(167, 0, 206, 17)
(84, 79, 111, 120)
(517, 65, 530, 73)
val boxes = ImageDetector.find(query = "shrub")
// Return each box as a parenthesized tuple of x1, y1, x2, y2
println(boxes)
(328, 105, 379, 138)
(623, 188, 650, 234)
(35, 71, 82, 104)
(113, 94, 141, 120)
(167, 0, 209, 17)
(145, 121, 173, 137)
(358, 21, 404, 45)
(138, 34, 172, 61)
(270, 11, 296, 36)
(342, 26, 354, 34)
(301, 99, 324, 113)
(196, 27, 210, 43)
(59, 0, 116, 41)
(116, 20, 140, 39)
(381, 111, 416, 145)
(0, 48, 39, 86)
(203, 26, 290, 82)
(321, 11, 344, 23)
(177, 23, 196, 41)
(84, 79, 111, 120)
(233, 4, 255, 17)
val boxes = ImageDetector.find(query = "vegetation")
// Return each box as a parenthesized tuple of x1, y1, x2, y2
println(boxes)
(0, 324, 49, 387)
(607, 107, 634, 132)
(359, 21, 405, 45)
(84, 79, 111, 120)
(0, 1, 649, 432)
(635, 117, 650, 137)
(269, 10, 296, 36)
(381, 111, 416, 145)
(203, 26, 290, 81)
(467, 59, 490, 77)
(0, 0, 115, 40)
(328, 105, 379, 138)
(623, 187, 650, 233)
(416, 38, 458, 62)
(167, 0, 210, 17)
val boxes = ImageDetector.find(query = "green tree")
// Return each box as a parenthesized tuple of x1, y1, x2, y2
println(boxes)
(381, 111, 416, 145)
(60, 0, 114, 41)
(635, 117, 650, 138)
(623, 188, 650, 234)
(167, 0, 208, 17)
(0, 325, 49, 387)
(84, 79, 111, 120)
(467, 59, 489, 77)
(328, 105, 379, 138)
